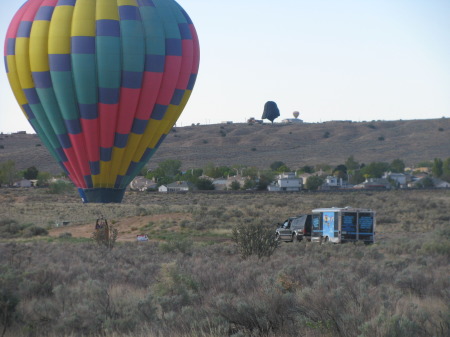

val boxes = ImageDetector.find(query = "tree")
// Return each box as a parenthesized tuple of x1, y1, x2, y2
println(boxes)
(241, 166, 258, 179)
(243, 178, 257, 190)
(196, 178, 215, 190)
(299, 165, 314, 174)
(203, 163, 217, 178)
(348, 170, 365, 185)
(276, 164, 291, 173)
(332, 164, 347, 179)
(419, 176, 434, 188)
(305, 176, 324, 191)
(146, 159, 183, 185)
(390, 159, 405, 173)
(183, 168, 203, 184)
(416, 160, 433, 168)
(315, 163, 332, 173)
(270, 161, 286, 171)
(442, 157, 450, 182)
(360, 162, 390, 178)
(158, 159, 182, 178)
(36, 172, 51, 187)
(257, 170, 276, 190)
(23, 166, 39, 180)
(345, 156, 360, 170)
(230, 180, 241, 190)
(0, 161, 18, 186)
(432, 158, 443, 177)
(261, 101, 280, 123)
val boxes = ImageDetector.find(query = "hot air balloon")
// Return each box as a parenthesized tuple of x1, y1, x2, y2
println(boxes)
(262, 101, 279, 124)
(4, 0, 200, 203)
(293, 111, 299, 119)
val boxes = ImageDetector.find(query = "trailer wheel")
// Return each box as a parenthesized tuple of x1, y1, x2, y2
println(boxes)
(291, 234, 296, 242)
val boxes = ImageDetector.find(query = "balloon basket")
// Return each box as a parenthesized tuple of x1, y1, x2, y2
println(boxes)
(78, 188, 126, 203)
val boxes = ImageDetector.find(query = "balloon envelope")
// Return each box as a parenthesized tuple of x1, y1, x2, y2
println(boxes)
(262, 101, 280, 123)
(4, 0, 199, 203)
(293, 111, 299, 118)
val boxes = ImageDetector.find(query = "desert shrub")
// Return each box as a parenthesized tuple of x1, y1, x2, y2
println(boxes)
(23, 225, 48, 237)
(214, 288, 298, 336)
(0, 219, 22, 238)
(0, 189, 450, 336)
(0, 271, 20, 337)
(47, 180, 74, 194)
(159, 238, 194, 255)
(152, 262, 200, 319)
(420, 227, 450, 257)
(395, 266, 432, 297)
(58, 232, 72, 239)
(0, 220, 47, 238)
(135, 206, 151, 216)
(232, 223, 279, 259)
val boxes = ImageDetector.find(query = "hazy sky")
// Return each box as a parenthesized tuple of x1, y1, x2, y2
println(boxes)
(1, 0, 450, 133)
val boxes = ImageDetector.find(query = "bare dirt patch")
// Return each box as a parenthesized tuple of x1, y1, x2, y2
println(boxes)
(49, 213, 191, 242)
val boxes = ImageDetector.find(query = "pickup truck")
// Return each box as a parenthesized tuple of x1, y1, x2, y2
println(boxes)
(275, 214, 313, 242)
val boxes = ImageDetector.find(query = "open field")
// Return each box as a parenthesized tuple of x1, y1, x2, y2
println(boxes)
(0, 188, 449, 336)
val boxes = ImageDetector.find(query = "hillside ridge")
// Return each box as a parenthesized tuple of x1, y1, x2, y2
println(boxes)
(1, 118, 449, 174)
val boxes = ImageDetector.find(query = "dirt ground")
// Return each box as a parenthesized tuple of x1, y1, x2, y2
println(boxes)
(49, 213, 190, 242)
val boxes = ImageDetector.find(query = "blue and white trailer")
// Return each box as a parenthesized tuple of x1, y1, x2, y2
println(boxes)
(311, 207, 376, 244)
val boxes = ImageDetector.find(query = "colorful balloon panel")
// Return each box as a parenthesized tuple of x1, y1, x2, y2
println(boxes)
(4, 0, 200, 203)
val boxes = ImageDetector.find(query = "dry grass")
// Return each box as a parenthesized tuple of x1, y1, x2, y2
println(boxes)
(2, 118, 450, 173)
(0, 188, 449, 337)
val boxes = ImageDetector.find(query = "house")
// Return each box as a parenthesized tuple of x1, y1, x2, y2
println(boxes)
(212, 178, 228, 190)
(321, 176, 343, 190)
(14, 179, 32, 188)
(211, 175, 248, 190)
(297, 173, 313, 185)
(158, 181, 193, 193)
(268, 172, 302, 192)
(281, 118, 303, 124)
(383, 172, 409, 188)
(433, 178, 450, 188)
(408, 177, 450, 189)
(298, 170, 325, 186)
(129, 176, 158, 191)
(354, 178, 391, 190)
(415, 167, 431, 173)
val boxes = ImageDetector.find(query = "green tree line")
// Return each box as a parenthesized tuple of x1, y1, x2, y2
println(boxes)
(2, 155, 450, 191)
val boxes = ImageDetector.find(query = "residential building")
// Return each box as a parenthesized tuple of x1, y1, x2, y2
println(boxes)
(158, 181, 193, 193)
(383, 172, 409, 188)
(320, 176, 343, 190)
(281, 118, 303, 124)
(268, 172, 302, 191)
(211, 175, 248, 190)
(354, 178, 391, 190)
(129, 176, 158, 191)
(14, 179, 32, 188)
